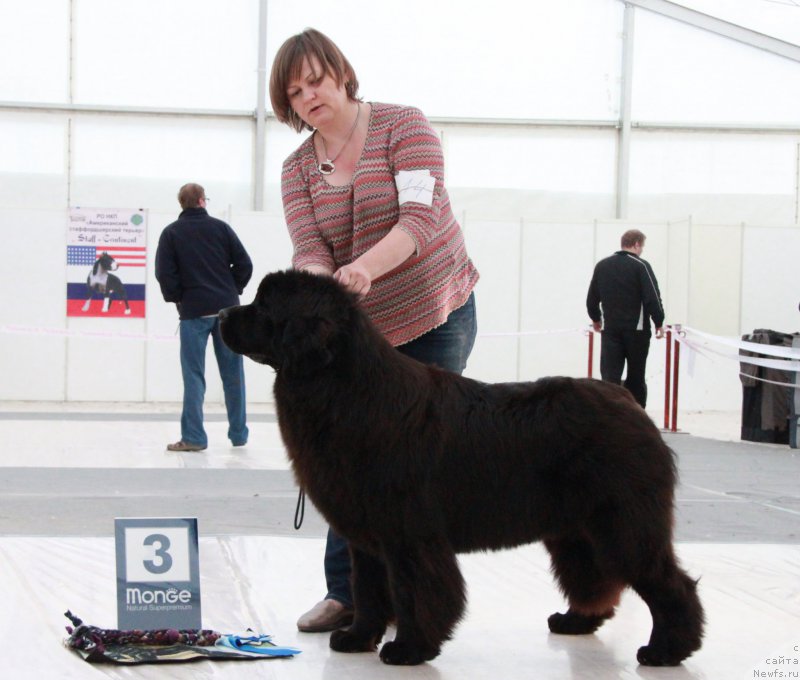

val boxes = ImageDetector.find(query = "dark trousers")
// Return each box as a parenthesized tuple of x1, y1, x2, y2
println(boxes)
(323, 293, 478, 607)
(600, 328, 651, 408)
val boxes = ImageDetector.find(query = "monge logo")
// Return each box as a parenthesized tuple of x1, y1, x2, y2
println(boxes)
(127, 587, 192, 605)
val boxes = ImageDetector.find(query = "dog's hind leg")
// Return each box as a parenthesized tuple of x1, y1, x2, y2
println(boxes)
(109, 276, 131, 313)
(378, 538, 466, 665)
(330, 547, 391, 654)
(631, 551, 704, 666)
(545, 536, 623, 635)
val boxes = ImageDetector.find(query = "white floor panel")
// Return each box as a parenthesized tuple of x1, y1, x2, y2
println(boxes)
(2, 536, 797, 679)
(0, 419, 291, 470)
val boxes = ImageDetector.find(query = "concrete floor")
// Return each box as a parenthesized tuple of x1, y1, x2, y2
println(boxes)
(0, 402, 798, 679)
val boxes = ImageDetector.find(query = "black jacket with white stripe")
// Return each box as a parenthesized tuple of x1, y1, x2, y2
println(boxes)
(586, 250, 664, 334)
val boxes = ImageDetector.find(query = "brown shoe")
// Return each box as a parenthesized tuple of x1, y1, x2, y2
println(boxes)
(166, 440, 206, 452)
(297, 599, 353, 633)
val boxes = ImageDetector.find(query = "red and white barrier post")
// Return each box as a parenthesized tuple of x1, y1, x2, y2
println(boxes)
(663, 324, 681, 432)
(664, 327, 672, 430)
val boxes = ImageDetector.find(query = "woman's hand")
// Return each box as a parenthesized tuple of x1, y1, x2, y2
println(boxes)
(333, 227, 417, 297)
(333, 228, 417, 298)
(333, 262, 372, 297)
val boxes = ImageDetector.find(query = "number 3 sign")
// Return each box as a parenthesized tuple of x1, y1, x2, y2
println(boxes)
(115, 518, 201, 630)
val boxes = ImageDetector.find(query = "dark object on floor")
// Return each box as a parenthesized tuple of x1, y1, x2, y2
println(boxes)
(63, 611, 299, 664)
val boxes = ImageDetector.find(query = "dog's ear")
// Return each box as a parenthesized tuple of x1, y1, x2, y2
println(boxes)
(280, 316, 336, 376)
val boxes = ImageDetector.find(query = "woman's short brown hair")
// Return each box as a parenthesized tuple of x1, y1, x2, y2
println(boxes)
(269, 28, 360, 133)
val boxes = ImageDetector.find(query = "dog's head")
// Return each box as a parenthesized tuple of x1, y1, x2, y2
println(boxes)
(219, 270, 355, 376)
(95, 252, 118, 273)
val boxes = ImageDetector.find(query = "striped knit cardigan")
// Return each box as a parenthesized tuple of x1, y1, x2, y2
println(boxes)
(281, 102, 479, 347)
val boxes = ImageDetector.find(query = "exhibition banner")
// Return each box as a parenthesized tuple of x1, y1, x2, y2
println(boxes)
(66, 207, 147, 318)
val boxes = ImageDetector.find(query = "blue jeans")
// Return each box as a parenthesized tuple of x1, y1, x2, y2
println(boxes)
(324, 293, 477, 607)
(179, 316, 248, 447)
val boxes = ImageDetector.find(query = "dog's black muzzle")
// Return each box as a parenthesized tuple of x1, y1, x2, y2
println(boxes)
(218, 305, 272, 366)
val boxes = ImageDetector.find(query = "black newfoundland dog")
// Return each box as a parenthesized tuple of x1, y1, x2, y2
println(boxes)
(219, 270, 704, 667)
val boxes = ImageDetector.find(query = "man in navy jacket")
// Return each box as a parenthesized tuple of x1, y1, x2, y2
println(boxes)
(156, 183, 253, 451)
(586, 229, 664, 408)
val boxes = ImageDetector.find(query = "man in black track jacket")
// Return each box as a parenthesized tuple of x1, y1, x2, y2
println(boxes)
(586, 229, 664, 408)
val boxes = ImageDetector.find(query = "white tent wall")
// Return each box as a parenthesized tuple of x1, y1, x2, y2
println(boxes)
(0, 0, 799, 417)
(0, 204, 796, 415)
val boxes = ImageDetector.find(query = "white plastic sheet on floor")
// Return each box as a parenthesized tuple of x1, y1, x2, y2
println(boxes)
(2, 536, 798, 679)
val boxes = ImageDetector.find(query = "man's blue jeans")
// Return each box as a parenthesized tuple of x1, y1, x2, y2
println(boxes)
(179, 316, 248, 447)
(323, 293, 477, 607)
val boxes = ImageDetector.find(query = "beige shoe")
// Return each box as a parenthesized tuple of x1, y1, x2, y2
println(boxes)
(166, 440, 206, 452)
(296, 599, 353, 633)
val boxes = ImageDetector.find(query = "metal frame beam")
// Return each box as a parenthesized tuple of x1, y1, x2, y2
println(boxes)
(0, 101, 252, 120)
(3, 102, 798, 134)
(253, 0, 268, 210)
(625, 0, 800, 63)
(617, 3, 636, 219)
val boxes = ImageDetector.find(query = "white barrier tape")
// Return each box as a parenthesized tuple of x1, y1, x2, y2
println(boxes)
(672, 327, 800, 390)
(739, 372, 800, 389)
(682, 326, 800, 360)
(0, 324, 592, 342)
(680, 337, 800, 372)
(3, 323, 591, 342)
(672, 332, 715, 362)
(3, 323, 591, 343)
(674, 328, 800, 373)
(0, 324, 178, 343)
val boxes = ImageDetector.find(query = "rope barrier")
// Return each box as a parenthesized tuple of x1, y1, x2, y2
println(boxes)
(0, 324, 178, 343)
(4, 321, 797, 395)
(669, 326, 800, 374)
(682, 326, 800, 361)
(2, 323, 594, 343)
(662, 324, 800, 432)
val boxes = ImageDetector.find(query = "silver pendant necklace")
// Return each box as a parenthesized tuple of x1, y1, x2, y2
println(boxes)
(317, 102, 361, 175)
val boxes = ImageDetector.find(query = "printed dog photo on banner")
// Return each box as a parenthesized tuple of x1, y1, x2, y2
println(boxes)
(66, 208, 147, 318)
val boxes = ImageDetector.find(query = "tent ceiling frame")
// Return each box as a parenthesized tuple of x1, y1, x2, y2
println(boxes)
(2, 102, 798, 135)
(2, 0, 799, 214)
(625, 0, 800, 63)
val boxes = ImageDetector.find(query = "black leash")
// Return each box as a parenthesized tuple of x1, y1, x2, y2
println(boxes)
(293, 488, 305, 530)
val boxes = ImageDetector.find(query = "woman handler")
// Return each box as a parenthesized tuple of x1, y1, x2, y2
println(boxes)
(270, 28, 479, 633)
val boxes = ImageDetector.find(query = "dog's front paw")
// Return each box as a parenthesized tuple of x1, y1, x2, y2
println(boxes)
(329, 628, 378, 653)
(379, 640, 439, 666)
(548, 610, 606, 635)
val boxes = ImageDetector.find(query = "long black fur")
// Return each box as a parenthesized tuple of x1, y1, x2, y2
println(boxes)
(219, 270, 704, 667)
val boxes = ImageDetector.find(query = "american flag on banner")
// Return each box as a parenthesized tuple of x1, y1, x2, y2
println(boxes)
(66, 245, 146, 267)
